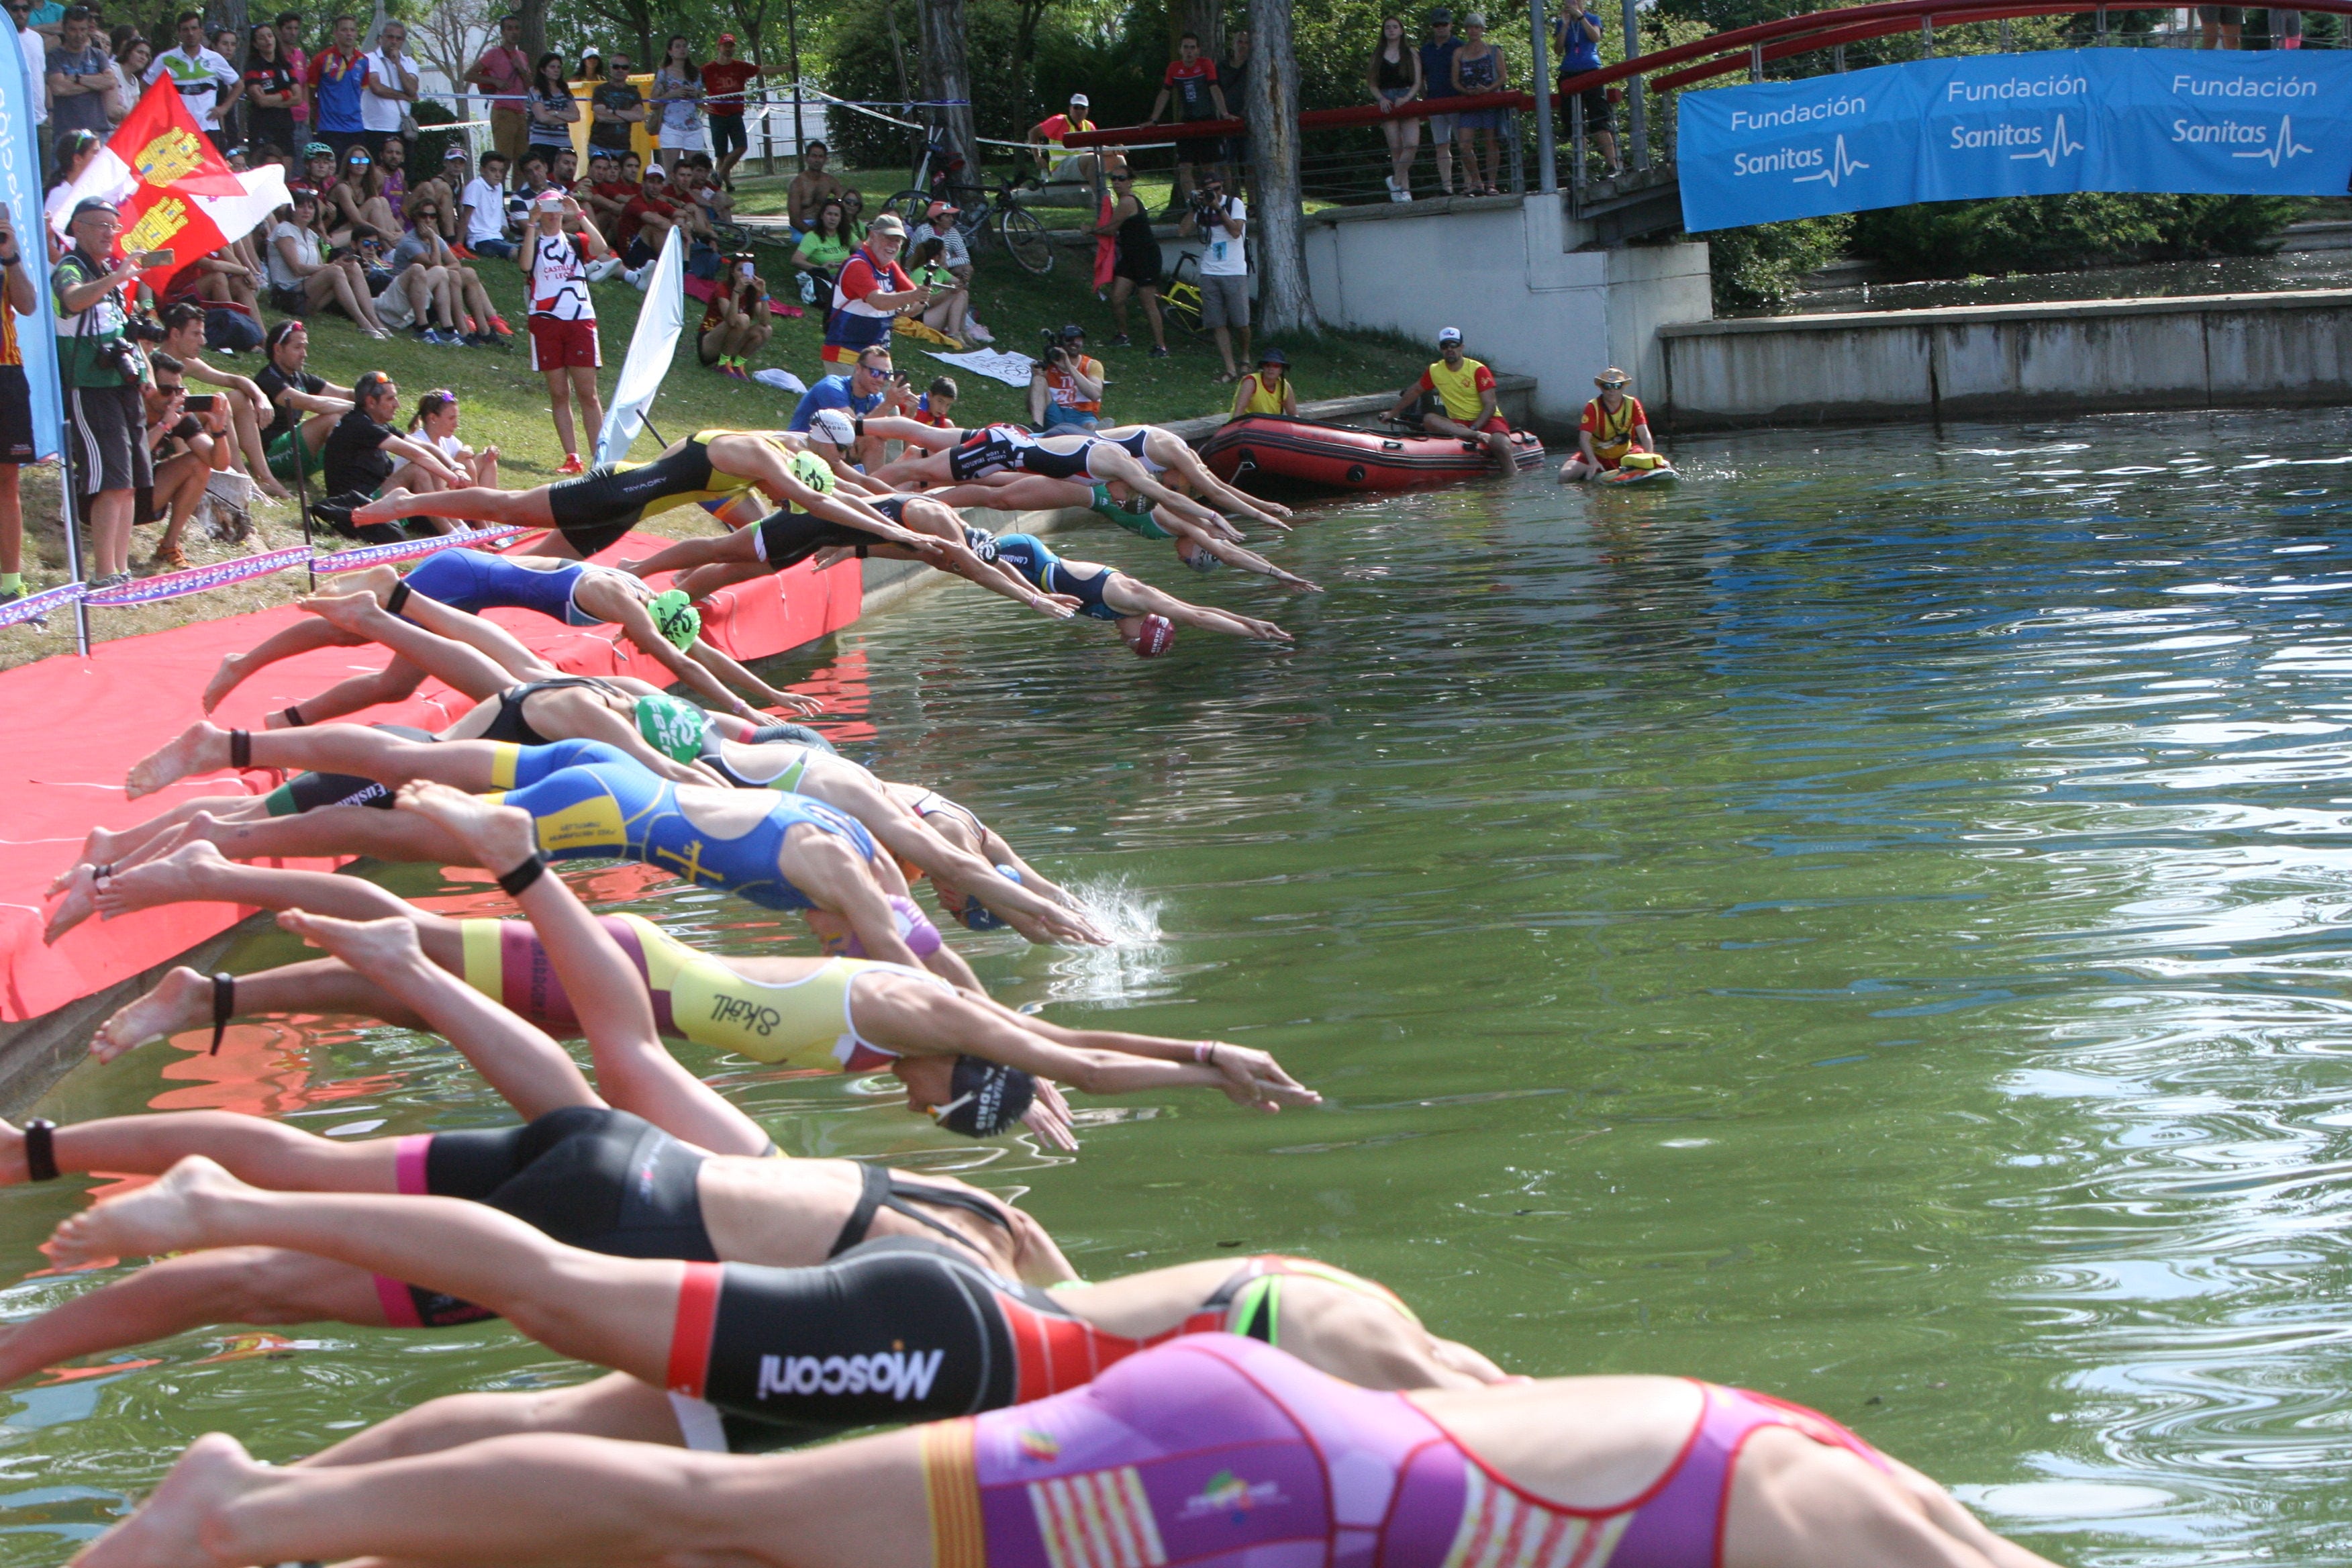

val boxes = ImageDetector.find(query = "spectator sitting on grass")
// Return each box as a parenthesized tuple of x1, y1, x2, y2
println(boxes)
(254, 320, 351, 491)
(699, 250, 771, 379)
(789, 344, 891, 435)
(915, 375, 957, 426)
(582, 150, 629, 230)
(905, 235, 969, 344)
(415, 146, 467, 243)
(1227, 347, 1298, 421)
(786, 139, 842, 232)
(920, 199, 991, 342)
(156, 301, 289, 499)
(138, 350, 232, 571)
(620, 164, 681, 277)
(840, 186, 869, 244)
(385, 193, 494, 346)
(681, 152, 734, 225)
(1029, 322, 1105, 434)
(407, 388, 497, 489)
(315, 369, 469, 539)
(790, 197, 851, 305)
(505, 152, 552, 241)
(459, 149, 513, 258)
(268, 188, 391, 338)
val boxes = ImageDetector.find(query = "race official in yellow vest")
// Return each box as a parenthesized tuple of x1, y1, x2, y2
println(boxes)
(1559, 366, 1659, 482)
(1383, 327, 1517, 473)
(1226, 348, 1300, 422)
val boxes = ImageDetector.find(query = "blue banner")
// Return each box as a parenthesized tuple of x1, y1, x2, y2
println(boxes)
(1677, 48, 2352, 232)
(0, 28, 54, 459)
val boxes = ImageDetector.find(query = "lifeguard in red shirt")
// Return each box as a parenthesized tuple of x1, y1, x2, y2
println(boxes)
(1559, 366, 1658, 481)
(1383, 326, 1516, 474)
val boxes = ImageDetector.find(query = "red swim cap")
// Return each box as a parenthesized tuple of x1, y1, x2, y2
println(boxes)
(1129, 614, 1175, 657)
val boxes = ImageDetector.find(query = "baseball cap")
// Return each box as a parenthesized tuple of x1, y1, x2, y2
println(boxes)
(1463, 10, 1487, 23)
(1070, 92, 1089, 105)
(807, 407, 857, 447)
(533, 188, 565, 207)
(303, 141, 332, 158)
(924, 199, 959, 219)
(444, 146, 469, 161)
(868, 212, 908, 238)
(1429, 7, 1455, 21)
(1059, 322, 1086, 340)
(932, 1055, 1037, 1137)
(67, 197, 118, 222)
(1437, 326, 1463, 344)
(718, 31, 736, 42)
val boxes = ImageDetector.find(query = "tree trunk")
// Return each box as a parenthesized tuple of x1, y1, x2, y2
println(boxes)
(1170, 0, 1220, 61)
(518, 0, 547, 60)
(1245, 0, 1318, 336)
(918, 0, 974, 185)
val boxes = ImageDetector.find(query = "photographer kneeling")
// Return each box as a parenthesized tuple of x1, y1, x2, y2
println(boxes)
(1028, 322, 1106, 434)
(139, 352, 233, 571)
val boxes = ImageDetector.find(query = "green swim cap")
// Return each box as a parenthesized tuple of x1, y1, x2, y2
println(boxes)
(635, 693, 708, 763)
(789, 448, 836, 494)
(650, 589, 701, 651)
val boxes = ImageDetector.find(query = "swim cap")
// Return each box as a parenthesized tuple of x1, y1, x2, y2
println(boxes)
(649, 589, 701, 650)
(806, 408, 856, 448)
(788, 445, 837, 495)
(949, 865, 1021, 932)
(634, 692, 708, 762)
(1178, 539, 1221, 574)
(1128, 614, 1176, 658)
(933, 1055, 1036, 1137)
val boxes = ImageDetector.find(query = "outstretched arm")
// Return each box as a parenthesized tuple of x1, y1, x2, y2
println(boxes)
(618, 530, 761, 579)
(1108, 574, 1293, 643)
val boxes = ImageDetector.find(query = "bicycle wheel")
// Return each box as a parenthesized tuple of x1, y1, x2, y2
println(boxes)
(997, 205, 1055, 275)
(882, 188, 934, 229)
(1161, 250, 1204, 336)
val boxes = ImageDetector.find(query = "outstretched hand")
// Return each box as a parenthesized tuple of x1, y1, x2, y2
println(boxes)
(1023, 1078, 1079, 1152)
(1204, 1043, 1320, 1112)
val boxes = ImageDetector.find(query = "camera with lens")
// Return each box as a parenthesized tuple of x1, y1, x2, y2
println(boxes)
(95, 334, 146, 385)
(1189, 188, 1226, 228)
(1038, 327, 1068, 365)
(122, 313, 168, 345)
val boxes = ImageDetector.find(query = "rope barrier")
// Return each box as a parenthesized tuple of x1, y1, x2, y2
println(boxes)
(0, 526, 528, 630)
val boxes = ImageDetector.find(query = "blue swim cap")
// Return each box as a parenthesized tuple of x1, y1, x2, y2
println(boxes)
(934, 1055, 1036, 1137)
(954, 865, 1022, 931)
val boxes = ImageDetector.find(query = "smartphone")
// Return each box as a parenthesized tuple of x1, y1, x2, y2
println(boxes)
(182, 393, 217, 413)
(138, 248, 176, 269)
(736, 260, 754, 281)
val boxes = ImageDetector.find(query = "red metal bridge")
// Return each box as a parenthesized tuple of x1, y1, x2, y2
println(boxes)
(1063, 0, 2352, 240)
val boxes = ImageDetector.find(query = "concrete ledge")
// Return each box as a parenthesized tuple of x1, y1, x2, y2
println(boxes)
(1660, 289, 2352, 431)
(1152, 375, 1540, 444)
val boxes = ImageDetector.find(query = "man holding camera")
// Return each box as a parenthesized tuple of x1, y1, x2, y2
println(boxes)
(54, 198, 153, 588)
(1178, 172, 1250, 383)
(140, 351, 232, 570)
(1028, 323, 1104, 434)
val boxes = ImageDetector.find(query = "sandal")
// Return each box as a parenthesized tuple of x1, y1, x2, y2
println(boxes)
(151, 541, 189, 571)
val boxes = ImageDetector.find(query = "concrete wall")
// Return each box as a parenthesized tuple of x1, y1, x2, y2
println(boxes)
(1659, 290, 2352, 430)
(1301, 195, 1714, 433)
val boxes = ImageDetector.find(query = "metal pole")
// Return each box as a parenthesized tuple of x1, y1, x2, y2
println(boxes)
(2096, 3, 2108, 40)
(1921, 14, 1934, 51)
(1999, 16, 2012, 48)
(1529, 0, 1557, 195)
(58, 455, 85, 656)
(1622, 0, 1647, 170)
(1833, 41, 1847, 68)
(786, 0, 805, 173)
(1749, 40, 1764, 79)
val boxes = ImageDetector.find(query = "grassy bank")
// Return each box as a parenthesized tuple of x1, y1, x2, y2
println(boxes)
(0, 227, 1426, 671)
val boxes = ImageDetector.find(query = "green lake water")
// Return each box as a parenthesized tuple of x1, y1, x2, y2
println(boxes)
(10, 407, 2352, 1562)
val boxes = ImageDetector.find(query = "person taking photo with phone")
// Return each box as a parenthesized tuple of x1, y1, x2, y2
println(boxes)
(698, 252, 771, 378)
(52, 197, 154, 589)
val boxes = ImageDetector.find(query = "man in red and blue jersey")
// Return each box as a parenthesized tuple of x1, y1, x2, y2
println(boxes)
(821, 213, 931, 369)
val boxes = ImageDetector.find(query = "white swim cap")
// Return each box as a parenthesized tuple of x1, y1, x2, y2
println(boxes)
(807, 407, 857, 447)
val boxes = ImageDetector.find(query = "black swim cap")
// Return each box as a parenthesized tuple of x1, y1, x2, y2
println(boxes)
(935, 1055, 1036, 1137)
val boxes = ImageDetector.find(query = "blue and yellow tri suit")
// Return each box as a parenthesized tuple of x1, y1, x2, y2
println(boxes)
(485, 760, 878, 911)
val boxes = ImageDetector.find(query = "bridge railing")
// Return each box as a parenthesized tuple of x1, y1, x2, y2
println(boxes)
(1064, 0, 2352, 219)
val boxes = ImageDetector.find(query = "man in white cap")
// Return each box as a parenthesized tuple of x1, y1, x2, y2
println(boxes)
(522, 189, 615, 475)
(1385, 327, 1516, 474)
(1027, 91, 1097, 184)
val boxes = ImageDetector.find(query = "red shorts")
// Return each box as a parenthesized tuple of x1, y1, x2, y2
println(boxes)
(1477, 413, 1510, 435)
(528, 315, 601, 372)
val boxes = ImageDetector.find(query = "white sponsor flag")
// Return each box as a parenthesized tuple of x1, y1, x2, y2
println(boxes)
(596, 225, 685, 467)
(926, 346, 1039, 389)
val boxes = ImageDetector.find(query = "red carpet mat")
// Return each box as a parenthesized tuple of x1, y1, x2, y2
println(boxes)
(0, 532, 863, 1022)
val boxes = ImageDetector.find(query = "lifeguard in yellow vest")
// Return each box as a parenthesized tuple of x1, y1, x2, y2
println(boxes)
(1226, 348, 1300, 422)
(1559, 366, 1659, 482)
(1383, 327, 1517, 473)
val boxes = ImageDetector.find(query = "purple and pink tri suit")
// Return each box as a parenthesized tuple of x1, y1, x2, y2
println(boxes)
(926, 1334, 1892, 1568)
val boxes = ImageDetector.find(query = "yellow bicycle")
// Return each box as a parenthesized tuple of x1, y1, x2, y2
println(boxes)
(1158, 252, 1206, 337)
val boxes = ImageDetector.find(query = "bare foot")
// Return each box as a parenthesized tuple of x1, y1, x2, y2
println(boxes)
(350, 487, 415, 526)
(394, 780, 538, 871)
(52, 822, 134, 893)
(298, 590, 395, 636)
(275, 909, 426, 977)
(317, 562, 401, 602)
(94, 840, 231, 922)
(126, 723, 234, 801)
(256, 477, 293, 501)
(92, 966, 213, 1064)
(70, 1430, 271, 1568)
(48, 1155, 244, 1267)
(198, 652, 250, 715)
(44, 864, 104, 945)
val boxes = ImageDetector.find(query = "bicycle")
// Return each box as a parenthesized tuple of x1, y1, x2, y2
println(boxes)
(883, 164, 1055, 276)
(1159, 250, 1205, 336)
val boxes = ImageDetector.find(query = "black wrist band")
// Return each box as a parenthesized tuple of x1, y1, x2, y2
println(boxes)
(229, 728, 250, 769)
(211, 972, 234, 1055)
(23, 1119, 58, 1182)
(385, 580, 411, 618)
(496, 853, 545, 897)
(281, 703, 305, 728)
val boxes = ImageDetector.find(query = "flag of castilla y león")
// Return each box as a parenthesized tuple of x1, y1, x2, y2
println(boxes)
(46, 78, 288, 289)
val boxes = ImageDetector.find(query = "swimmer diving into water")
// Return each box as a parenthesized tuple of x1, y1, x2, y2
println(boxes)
(982, 530, 1291, 655)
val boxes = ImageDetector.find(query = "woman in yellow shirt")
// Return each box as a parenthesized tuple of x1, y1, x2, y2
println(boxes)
(1226, 348, 1299, 422)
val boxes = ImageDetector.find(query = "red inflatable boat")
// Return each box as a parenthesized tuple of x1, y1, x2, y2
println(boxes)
(1199, 415, 1547, 493)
